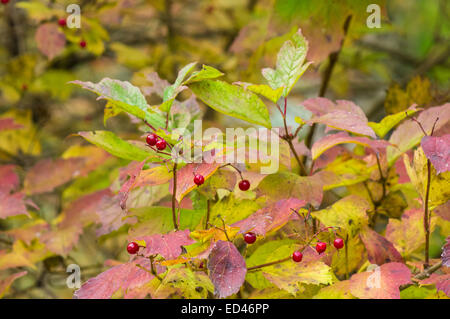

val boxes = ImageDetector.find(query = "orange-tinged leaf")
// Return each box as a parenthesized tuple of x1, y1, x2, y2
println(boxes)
(360, 227, 403, 265)
(133, 230, 194, 260)
(348, 262, 411, 299)
(0, 271, 27, 298)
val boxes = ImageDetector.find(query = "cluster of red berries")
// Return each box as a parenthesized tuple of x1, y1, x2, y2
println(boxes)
(146, 133, 167, 151)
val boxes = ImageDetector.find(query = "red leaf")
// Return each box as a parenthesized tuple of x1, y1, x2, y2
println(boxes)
(95, 195, 137, 236)
(74, 257, 161, 299)
(35, 23, 66, 59)
(303, 98, 376, 138)
(311, 132, 389, 160)
(24, 158, 87, 195)
(0, 165, 19, 193)
(0, 192, 30, 219)
(420, 273, 450, 296)
(208, 240, 247, 298)
(232, 198, 306, 236)
(0, 118, 23, 132)
(348, 262, 411, 299)
(171, 163, 220, 202)
(118, 161, 146, 210)
(360, 227, 403, 265)
(442, 236, 450, 268)
(134, 230, 194, 260)
(421, 134, 450, 174)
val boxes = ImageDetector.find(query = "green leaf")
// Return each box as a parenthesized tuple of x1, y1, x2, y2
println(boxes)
(185, 65, 224, 84)
(234, 82, 284, 103)
(262, 29, 311, 97)
(78, 131, 159, 162)
(71, 78, 165, 128)
(189, 80, 272, 128)
(368, 107, 421, 138)
(161, 62, 197, 112)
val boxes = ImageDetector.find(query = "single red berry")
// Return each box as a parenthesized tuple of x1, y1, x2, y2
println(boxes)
(1, 0, 10, 4)
(316, 242, 327, 254)
(146, 133, 158, 146)
(244, 232, 256, 244)
(193, 174, 205, 186)
(155, 139, 167, 150)
(21, 84, 28, 91)
(334, 238, 344, 249)
(127, 242, 139, 254)
(238, 179, 250, 191)
(58, 18, 67, 27)
(79, 40, 87, 48)
(292, 251, 303, 262)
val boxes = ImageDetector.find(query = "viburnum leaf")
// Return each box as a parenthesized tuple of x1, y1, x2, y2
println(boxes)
(0, 192, 31, 219)
(184, 64, 224, 84)
(95, 195, 137, 236)
(255, 171, 323, 208)
(262, 29, 311, 97)
(188, 80, 272, 128)
(172, 163, 220, 202)
(420, 273, 450, 297)
(78, 131, 161, 162)
(232, 198, 306, 236)
(0, 165, 20, 193)
(197, 169, 237, 199)
(71, 78, 166, 128)
(61, 145, 111, 177)
(403, 147, 450, 208)
(348, 262, 411, 299)
(207, 240, 247, 298)
(368, 106, 420, 138)
(161, 62, 197, 112)
(118, 161, 146, 209)
(434, 201, 450, 221)
(386, 208, 431, 257)
(208, 194, 264, 226)
(40, 224, 83, 256)
(421, 134, 450, 174)
(153, 267, 214, 299)
(4, 220, 49, 245)
(131, 166, 172, 189)
(359, 227, 403, 265)
(0, 240, 51, 271)
(312, 195, 370, 237)
(74, 257, 161, 299)
(262, 246, 333, 295)
(442, 236, 450, 267)
(23, 158, 86, 195)
(387, 103, 450, 164)
(133, 229, 194, 260)
(313, 280, 356, 299)
(0, 118, 23, 132)
(311, 132, 389, 160)
(234, 82, 284, 103)
(35, 23, 66, 60)
(0, 271, 27, 298)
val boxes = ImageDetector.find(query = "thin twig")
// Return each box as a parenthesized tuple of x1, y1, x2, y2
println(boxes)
(172, 162, 179, 231)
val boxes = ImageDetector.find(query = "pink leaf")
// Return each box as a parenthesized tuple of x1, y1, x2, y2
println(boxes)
(442, 236, 450, 268)
(208, 240, 246, 298)
(74, 257, 161, 299)
(311, 132, 389, 160)
(421, 134, 450, 174)
(0, 165, 19, 193)
(360, 227, 403, 265)
(0, 271, 27, 297)
(420, 273, 450, 296)
(118, 161, 146, 210)
(0, 118, 23, 132)
(35, 23, 66, 59)
(0, 192, 30, 219)
(134, 229, 194, 260)
(232, 198, 306, 235)
(95, 195, 137, 236)
(348, 262, 411, 299)
(434, 201, 450, 221)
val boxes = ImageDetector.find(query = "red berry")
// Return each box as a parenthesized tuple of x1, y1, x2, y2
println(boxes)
(21, 84, 28, 91)
(146, 133, 158, 146)
(1, 0, 9, 4)
(79, 40, 87, 48)
(193, 174, 205, 186)
(316, 242, 327, 254)
(292, 251, 303, 262)
(238, 179, 250, 191)
(334, 238, 344, 249)
(244, 232, 256, 244)
(127, 242, 139, 254)
(58, 18, 66, 27)
(155, 139, 167, 150)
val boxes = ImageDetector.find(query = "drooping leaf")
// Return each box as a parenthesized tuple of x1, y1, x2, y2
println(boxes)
(421, 134, 450, 174)
(188, 80, 271, 128)
(262, 29, 311, 97)
(232, 198, 306, 236)
(78, 131, 160, 162)
(348, 262, 411, 299)
(368, 106, 420, 138)
(35, 23, 66, 59)
(207, 240, 247, 298)
(311, 132, 389, 160)
(312, 195, 370, 237)
(360, 227, 403, 265)
(133, 230, 194, 260)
